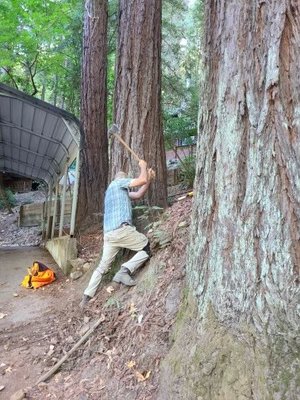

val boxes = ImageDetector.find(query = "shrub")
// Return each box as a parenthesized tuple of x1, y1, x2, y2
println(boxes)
(0, 188, 17, 210)
(179, 155, 196, 188)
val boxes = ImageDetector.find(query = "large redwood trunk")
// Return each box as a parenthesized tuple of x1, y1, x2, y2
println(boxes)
(76, 0, 108, 232)
(158, 1, 299, 399)
(111, 0, 167, 207)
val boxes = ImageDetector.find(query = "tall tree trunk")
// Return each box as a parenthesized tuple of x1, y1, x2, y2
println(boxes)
(159, 1, 299, 399)
(76, 0, 108, 232)
(111, 0, 167, 207)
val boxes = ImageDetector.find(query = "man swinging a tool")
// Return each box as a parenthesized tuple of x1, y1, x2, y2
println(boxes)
(81, 158, 155, 308)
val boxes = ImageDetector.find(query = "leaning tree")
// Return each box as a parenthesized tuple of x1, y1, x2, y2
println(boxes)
(110, 0, 167, 207)
(159, 1, 299, 399)
(76, 0, 108, 232)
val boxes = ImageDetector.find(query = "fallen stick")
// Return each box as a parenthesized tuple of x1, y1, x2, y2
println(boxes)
(36, 314, 106, 385)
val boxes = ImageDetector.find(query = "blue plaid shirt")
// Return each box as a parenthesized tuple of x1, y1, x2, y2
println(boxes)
(103, 178, 133, 233)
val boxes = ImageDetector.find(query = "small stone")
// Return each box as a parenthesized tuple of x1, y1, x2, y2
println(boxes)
(37, 382, 47, 388)
(50, 337, 58, 345)
(0, 363, 6, 375)
(47, 345, 55, 356)
(70, 270, 83, 280)
(69, 258, 85, 270)
(13, 293, 19, 297)
(82, 262, 91, 272)
(66, 335, 74, 344)
(178, 220, 189, 228)
(0, 385, 5, 391)
(79, 324, 90, 337)
(10, 389, 26, 400)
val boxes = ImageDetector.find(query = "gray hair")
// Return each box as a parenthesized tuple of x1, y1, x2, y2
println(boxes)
(115, 171, 128, 180)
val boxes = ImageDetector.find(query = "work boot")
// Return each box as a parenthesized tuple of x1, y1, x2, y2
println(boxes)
(113, 270, 136, 286)
(80, 294, 92, 309)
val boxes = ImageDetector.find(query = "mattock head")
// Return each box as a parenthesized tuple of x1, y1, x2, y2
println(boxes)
(108, 123, 120, 137)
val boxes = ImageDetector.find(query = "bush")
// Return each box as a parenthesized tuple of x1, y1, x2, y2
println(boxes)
(179, 155, 196, 188)
(0, 188, 17, 210)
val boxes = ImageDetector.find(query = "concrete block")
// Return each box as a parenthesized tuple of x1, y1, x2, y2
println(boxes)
(46, 236, 77, 275)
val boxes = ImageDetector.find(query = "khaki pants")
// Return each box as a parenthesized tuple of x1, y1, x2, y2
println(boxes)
(84, 225, 149, 298)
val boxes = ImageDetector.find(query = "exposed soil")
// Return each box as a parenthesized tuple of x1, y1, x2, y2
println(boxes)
(0, 191, 192, 400)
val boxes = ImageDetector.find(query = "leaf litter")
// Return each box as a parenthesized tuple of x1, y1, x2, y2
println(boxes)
(1, 197, 192, 400)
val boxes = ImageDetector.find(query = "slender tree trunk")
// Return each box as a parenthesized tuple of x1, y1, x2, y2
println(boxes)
(53, 75, 58, 107)
(159, 1, 299, 399)
(76, 0, 108, 232)
(111, 0, 167, 207)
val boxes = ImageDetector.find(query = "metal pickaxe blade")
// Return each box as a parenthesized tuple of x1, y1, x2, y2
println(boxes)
(108, 124, 141, 162)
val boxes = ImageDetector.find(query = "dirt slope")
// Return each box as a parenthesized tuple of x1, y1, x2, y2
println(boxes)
(0, 197, 192, 400)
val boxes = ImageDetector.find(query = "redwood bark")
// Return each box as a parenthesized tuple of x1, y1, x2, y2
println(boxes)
(159, 1, 299, 399)
(111, 0, 167, 207)
(76, 0, 108, 232)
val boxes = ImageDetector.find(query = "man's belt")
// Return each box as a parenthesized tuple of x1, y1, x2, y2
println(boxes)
(120, 222, 131, 227)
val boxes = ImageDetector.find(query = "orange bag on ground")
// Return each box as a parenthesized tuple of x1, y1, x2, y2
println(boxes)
(21, 261, 56, 289)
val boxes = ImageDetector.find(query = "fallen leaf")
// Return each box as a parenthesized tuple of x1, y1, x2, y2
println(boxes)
(0, 313, 7, 319)
(5, 366, 12, 374)
(126, 360, 136, 369)
(47, 345, 55, 357)
(129, 303, 137, 314)
(137, 314, 143, 324)
(106, 286, 114, 294)
(135, 370, 151, 382)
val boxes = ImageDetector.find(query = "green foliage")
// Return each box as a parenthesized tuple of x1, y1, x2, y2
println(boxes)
(179, 155, 196, 188)
(0, 0, 83, 115)
(0, 189, 16, 210)
(162, 0, 204, 148)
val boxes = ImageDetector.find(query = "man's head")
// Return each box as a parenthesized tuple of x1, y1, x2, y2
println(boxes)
(115, 171, 128, 180)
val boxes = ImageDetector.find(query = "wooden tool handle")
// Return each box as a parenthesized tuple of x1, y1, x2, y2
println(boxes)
(114, 133, 141, 162)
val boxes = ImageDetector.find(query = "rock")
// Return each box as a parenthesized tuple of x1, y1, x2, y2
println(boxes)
(50, 337, 58, 345)
(153, 230, 172, 248)
(69, 258, 85, 270)
(178, 220, 189, 228)
(0, 385, 5, 391)
(10, 389, 26, 400)
(0, 363, 6, 375)
(65, 335, 75, 344)
(47, 345, 55, 356)
(37, 382, 47, 389)
(165, 286, 181, 317)
(79, 324, 90, 337)
(70, 270, 83, 280)
(82, 262, 91, 272)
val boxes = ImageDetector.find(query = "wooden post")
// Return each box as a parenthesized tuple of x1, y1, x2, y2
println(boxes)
(46, 183, 53, 239)
(70, 152, 80, 237)
(59, 166, 68, 237)
(51, 183, 59, 239)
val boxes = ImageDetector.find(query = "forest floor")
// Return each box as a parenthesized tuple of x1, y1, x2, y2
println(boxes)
(0, 189, 192, 400)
